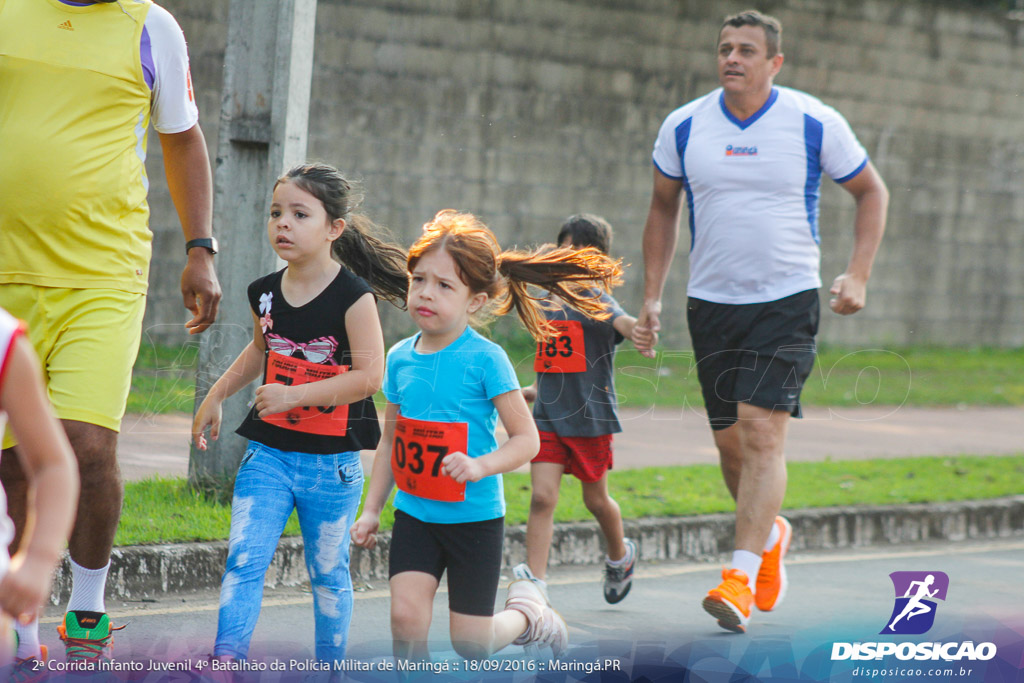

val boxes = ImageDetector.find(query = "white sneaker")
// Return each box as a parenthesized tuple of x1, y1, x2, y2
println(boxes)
(511, 563, 551, 604)
(505, 579, 568, 656)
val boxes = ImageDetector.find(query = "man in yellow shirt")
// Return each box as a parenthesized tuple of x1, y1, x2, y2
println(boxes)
(0, 0, 222, 666)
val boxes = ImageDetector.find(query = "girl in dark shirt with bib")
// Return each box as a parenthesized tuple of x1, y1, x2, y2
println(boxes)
(193, 163, 407, 663)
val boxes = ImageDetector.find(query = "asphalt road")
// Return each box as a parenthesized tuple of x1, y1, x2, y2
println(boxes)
(34, 538, 1024, 682)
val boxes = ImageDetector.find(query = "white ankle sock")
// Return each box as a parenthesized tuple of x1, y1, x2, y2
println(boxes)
(66, 559, 109, 613)
(606, 547, 630, 565)
(731, 550, 762, 588)
(607, 538, 636, 565)
(763, 519, 781, 552)
(13, 619, 41, 659)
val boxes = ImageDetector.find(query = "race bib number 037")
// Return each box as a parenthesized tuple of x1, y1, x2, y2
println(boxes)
(534, 319, 586, 373)
(391, 414, 468, 502)
(263, 351, 349, 436)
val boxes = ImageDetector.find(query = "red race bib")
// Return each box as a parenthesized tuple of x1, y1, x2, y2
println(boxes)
(534, 319, 586, 373)
(391, 414, 468, 502)
(262, 351, 349, 436)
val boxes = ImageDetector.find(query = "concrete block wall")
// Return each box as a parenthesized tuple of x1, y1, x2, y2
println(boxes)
(48, 496, 1024, 601)
(142, 0, 1024, 350)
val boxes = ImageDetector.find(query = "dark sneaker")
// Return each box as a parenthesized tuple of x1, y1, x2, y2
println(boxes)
(58, 611, 124, 663)
(603, 538, 637, 604)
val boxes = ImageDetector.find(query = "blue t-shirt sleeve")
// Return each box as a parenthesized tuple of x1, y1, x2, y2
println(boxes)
(382, 344, 402, 404)
(482, 346, 520, 400)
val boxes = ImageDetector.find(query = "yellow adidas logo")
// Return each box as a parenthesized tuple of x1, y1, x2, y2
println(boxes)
(57, 20, 74, 31)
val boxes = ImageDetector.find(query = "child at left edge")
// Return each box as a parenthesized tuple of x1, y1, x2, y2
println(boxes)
(0, 307, 79, 668)
(350, 209, 623, 662)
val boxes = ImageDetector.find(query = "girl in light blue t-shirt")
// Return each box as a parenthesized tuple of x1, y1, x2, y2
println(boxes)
(350, 210, 620, 662)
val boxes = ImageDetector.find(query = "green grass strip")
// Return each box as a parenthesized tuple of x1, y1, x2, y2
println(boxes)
(128, 342, 199, 415)
(115, 454, 1024, 546)
(129, 342, 1024, 415)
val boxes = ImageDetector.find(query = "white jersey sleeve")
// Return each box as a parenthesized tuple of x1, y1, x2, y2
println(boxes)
(146, 4, 199, 134)
(652, 110, 685, 180)
(815, 102, 868, 182)
(652, 93, 715, 182)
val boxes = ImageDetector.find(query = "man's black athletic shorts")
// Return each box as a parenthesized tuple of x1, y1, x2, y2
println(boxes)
(686, 289, 820, 431)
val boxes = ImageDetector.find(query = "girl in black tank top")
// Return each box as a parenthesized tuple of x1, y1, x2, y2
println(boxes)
(192, 163, 407, 663)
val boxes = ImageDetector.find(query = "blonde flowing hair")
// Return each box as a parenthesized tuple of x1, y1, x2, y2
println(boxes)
(408, 210, 623, 340)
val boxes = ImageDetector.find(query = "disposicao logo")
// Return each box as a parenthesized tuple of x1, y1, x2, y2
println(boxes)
(831, 570, 997, 663)
(882, 571, 948, 635)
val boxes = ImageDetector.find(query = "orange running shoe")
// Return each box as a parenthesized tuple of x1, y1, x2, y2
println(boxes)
(755, 516, 793, 612)
(702, 568, 753, 633)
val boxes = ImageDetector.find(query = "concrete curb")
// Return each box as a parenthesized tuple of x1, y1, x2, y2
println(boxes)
(50, 496, 1024, 603)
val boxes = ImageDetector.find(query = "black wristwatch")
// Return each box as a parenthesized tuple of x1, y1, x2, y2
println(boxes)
(185, 238, 218, 255)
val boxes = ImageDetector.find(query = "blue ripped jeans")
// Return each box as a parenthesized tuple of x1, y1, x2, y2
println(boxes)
(214, 441, 364, 661)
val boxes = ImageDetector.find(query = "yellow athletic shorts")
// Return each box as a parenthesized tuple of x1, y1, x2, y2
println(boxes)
(0, 284, 145, 447)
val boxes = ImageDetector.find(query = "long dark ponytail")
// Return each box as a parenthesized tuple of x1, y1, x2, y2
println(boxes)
(276, 163, 408, 308)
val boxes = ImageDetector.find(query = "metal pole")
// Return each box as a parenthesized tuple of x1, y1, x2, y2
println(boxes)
(189, 0, 317, 498)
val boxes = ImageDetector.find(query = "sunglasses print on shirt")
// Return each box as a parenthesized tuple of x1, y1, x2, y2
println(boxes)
(265, 334, 339, 365)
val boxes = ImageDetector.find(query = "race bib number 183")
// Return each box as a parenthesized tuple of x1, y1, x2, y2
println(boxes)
(534, 319, 586, 373)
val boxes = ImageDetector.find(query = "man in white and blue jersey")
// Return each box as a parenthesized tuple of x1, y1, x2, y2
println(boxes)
(634, 9, 888, 634)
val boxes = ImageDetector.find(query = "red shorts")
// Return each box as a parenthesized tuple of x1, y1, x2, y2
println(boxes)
(533, 431, 614, 483)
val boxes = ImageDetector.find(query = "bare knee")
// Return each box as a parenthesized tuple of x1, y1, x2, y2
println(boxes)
(451, 637, 489, 660)
(528, 463, 563, 519)
(63, 421, 120, 489)
(714, 426, 742, 463)
(712, 424, 743, 498)
(391, 598, 430, 642)
(65, 422, 117, 461)
(449, 614, 497, 660)
(736, 405, 789, 460)
(529, 487, 559, 516)
(582, 488, 614, 517)
(719, 445, 742, 483)
(391, 608, 424, 640)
